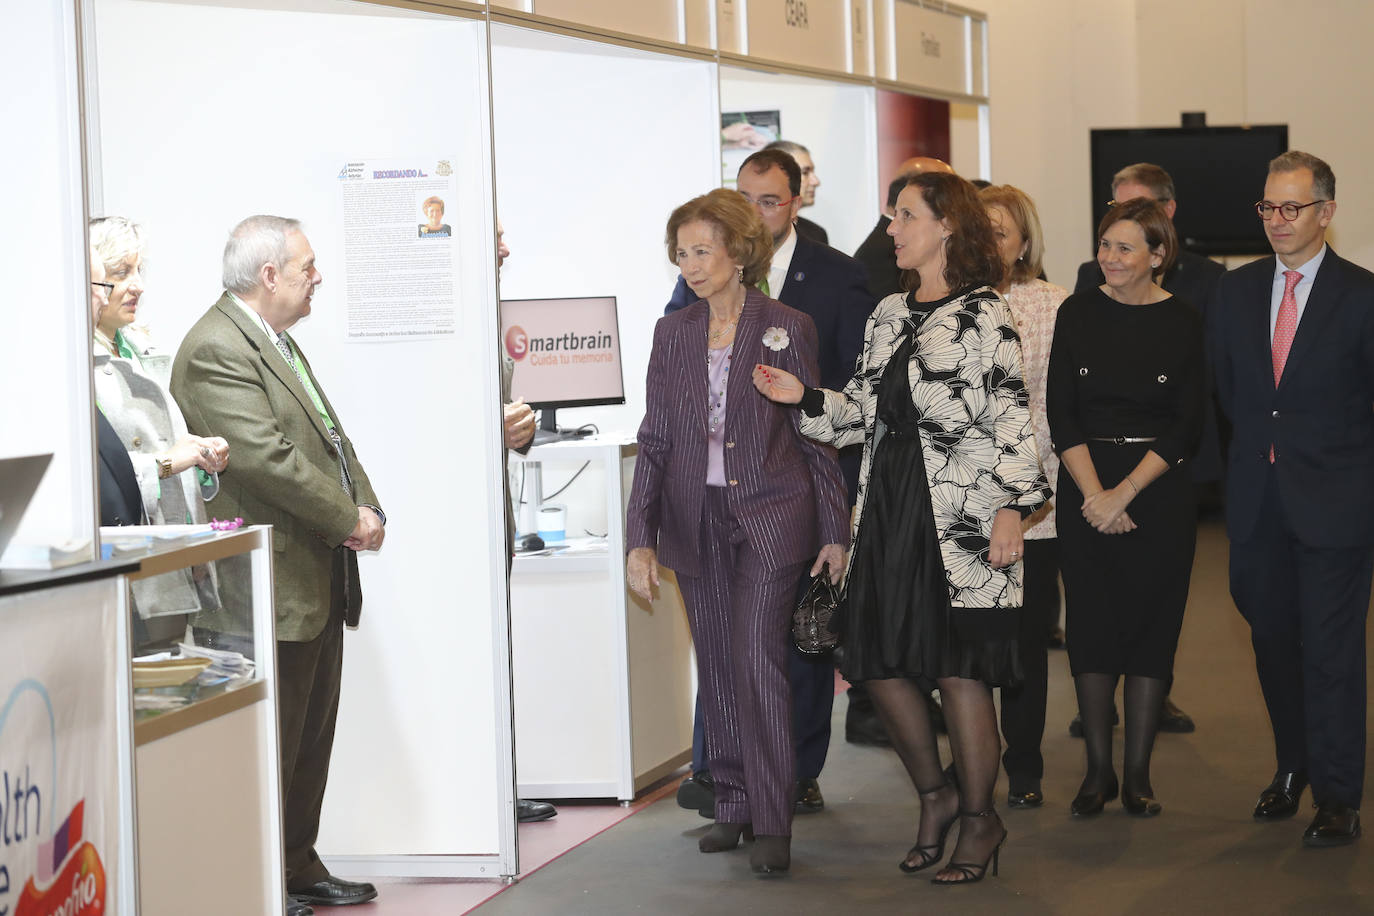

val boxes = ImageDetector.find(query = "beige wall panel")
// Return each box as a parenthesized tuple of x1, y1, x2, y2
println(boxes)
(746, 0, 850, 73)
(685, 0, 714, 48)
(892, 0, 968, 96)
(851, 0, 872, 76)
(718, 0, 744, 52)
(530, 0, 680, 43)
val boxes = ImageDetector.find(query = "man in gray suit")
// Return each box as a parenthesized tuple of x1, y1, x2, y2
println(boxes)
(171, 216, 384, 910)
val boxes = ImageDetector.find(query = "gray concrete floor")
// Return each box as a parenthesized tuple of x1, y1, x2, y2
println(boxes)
(476, 522, 1374, 915)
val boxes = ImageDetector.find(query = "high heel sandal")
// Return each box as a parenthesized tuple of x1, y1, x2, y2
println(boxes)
(930, 809, 1007, 886)
(899, 784, 958, 873)
(698, 822, 754, 853)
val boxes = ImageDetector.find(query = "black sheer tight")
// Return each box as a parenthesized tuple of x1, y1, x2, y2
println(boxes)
(1074, 673, 1119, 794)
(1074, 673, 1167, 795)
(866, 677, 958, 866)
(1122, 675, 1167, 795)
(865, 676, 1004, 878)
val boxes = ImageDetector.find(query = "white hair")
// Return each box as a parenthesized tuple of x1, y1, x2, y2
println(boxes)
(222, 215, 302, 296)
(89, 215, 146, 271)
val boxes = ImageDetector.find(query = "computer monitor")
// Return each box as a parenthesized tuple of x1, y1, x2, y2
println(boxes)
(500, 296, 625, 443)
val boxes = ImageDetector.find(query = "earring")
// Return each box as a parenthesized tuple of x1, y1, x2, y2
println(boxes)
(736, 265, 744, 283)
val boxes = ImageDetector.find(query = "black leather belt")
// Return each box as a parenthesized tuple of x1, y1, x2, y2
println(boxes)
(1089, 436, 1157, 444)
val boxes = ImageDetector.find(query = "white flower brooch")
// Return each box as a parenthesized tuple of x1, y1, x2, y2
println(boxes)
(762, 327, 791, 351)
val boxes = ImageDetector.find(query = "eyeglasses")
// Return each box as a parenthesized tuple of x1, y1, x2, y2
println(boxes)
(1255, 200, 1328, 221)
(739, 193, 799, 213)
(91, 281, 115, 293)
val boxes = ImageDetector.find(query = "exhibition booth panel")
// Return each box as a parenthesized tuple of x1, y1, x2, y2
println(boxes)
(111, 525, 283, 916)
(718, 65, 880, 255)
(3, 0, 98, 559)
(509, 437, 693, 800)
(0, 563, 139, 915)
(88, 0, 517, 878)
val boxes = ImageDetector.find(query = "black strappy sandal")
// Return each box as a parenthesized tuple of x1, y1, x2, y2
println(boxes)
(899, 784, 958, 873)
(930, 808, 1007, 886)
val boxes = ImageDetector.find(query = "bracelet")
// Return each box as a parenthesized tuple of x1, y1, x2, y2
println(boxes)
(157, 457, 173, 479)
(1123, 477, 1139, 495)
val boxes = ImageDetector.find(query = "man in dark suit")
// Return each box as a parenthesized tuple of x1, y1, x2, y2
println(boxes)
(853, 157, 955, 302)
(1213, 151, 1374, 847)
(667, 148, 874, 817)
(1071, 162, 1224, 737)
(764, 140, 827, 244)
(171, 216, 385, 908)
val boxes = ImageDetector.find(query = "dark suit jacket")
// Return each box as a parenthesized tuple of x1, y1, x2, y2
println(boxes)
(853, 215, 901, 302)
(1211, 248, 1374, 547)
(96, 410, 143, 526)
(795, 215, 828, 246)
(171, 293, 382, 641)
(627, 290, 849, 578)
(1076, 248, 1228, 482)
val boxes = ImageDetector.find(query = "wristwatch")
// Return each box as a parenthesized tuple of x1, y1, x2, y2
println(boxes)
(157, 457, 173, 479)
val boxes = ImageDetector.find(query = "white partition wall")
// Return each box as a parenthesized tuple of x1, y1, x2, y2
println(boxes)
(718, 66, 879, 256)
(2, 0, 96, 555)
(89, 0, 515, 877)
(490, 25, 721, 441)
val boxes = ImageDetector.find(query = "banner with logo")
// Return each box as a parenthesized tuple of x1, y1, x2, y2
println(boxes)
(0, 580, 123, 916)
(500, 297, 625, 408)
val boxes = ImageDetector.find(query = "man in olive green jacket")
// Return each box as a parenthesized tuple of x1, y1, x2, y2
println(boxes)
(171, 215, 384, 910)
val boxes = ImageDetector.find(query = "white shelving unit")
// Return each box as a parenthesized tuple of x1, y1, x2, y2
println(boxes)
(509, 435, 694, 801)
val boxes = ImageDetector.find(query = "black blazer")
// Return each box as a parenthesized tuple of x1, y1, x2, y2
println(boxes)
(96, 410, 143, 526)
(852, 215, 901, 302)
(1211, 248, 1374, 547)
(794, 215, 828, 245)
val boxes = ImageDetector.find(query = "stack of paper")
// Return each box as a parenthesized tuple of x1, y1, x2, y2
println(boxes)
(178, 641, 256, 684)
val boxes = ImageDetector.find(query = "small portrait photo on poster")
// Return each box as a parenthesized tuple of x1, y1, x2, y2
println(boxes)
(418, 195, 452, 238)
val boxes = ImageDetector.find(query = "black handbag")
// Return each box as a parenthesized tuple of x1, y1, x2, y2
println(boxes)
(792, 567, 843, 656)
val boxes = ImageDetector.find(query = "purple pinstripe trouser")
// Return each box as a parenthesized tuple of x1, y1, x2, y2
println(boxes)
(676, 487, 805, 837)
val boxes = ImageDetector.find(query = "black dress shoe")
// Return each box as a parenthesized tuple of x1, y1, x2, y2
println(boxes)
(794, 777, 824, 813)
(750, 835, 791, 875)
(287, 896, 315, 916)
(676, 771, 716, 818)
(845, 711, 891, 746)
(1303, 802, 1361, 847)
(1007, 788, 1043, 809)
(1122, 790, 1163, 817)
(290, 876, 378, 907)
(1071, 780, 1119, 818)
(1158, 696, 1196, 733)
(1253, 771, 1307, 820)
(517, 799, 558, 823)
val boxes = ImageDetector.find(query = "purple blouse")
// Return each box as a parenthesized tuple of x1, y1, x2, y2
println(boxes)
(706, 343, 734, 486)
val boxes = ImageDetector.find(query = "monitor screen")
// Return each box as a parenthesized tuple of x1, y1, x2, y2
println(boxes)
(500, 296, 626, 410)
(1089, 125, 1288, 256)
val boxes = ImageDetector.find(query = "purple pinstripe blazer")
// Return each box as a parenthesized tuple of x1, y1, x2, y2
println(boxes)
(626, 289, 849, 578)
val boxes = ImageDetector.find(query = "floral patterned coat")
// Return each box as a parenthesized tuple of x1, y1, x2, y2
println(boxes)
(800, 287, 1050, 610)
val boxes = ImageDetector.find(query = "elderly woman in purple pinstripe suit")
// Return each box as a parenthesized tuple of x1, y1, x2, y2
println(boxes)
(626, 188, 850, 876)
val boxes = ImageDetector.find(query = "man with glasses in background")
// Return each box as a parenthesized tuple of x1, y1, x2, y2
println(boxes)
(665, 147, 875, 822)
(764, 139, 827, 245)
(1213, 150, 1374, 848)
(1070, 162, 1224, 737)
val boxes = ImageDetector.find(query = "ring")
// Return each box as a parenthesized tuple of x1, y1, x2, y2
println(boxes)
(200, 447, 211, 458)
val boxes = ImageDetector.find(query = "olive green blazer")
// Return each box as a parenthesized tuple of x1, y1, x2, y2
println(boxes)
(170, 293, 381, 642)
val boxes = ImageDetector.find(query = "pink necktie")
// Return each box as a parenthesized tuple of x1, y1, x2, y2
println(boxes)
(1272, 270, 1302, 385)
(1269, 269, 1302, 462)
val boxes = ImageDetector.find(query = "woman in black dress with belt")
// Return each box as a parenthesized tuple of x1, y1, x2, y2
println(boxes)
(754, 172, 1049, 884)
(1047, 198, 1204, 817)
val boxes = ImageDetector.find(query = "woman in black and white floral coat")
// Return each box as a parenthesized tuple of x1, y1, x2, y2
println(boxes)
(754, 171, 1048, 886)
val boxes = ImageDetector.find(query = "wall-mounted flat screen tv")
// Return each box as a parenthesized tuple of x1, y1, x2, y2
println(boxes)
(1089, 125, 1288, 256)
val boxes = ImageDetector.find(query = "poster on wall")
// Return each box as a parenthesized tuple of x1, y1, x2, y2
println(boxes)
(720, 110, 780, 187)
(0, 585, 123, 916)
(337, 157, 462, 341)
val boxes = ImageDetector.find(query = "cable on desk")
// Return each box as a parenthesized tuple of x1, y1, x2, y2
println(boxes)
(544, 461, 591, 500)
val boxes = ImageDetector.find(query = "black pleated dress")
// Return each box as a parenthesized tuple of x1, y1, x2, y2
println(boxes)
(838, 306, 1023, 688)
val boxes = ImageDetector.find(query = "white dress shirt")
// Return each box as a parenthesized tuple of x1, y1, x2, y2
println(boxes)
(1270, 244, 1328, 342)
(768, 226, 799, 301)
